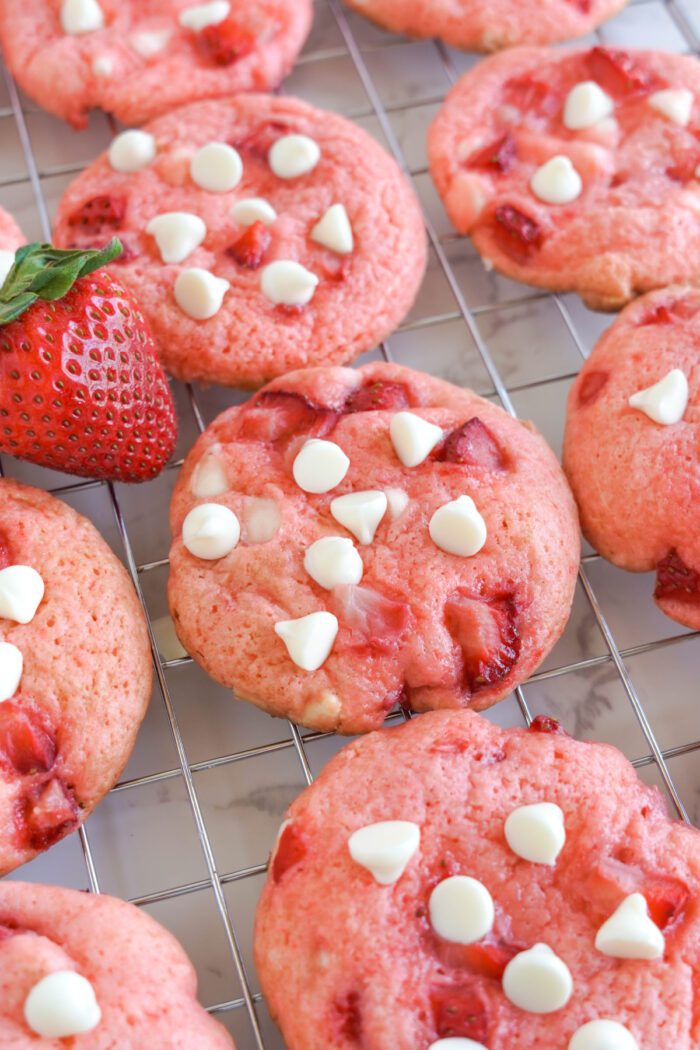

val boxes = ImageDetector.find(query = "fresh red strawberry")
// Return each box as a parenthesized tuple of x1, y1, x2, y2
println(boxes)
(67, 195, 126, 235)
(466, 133, 517, 175)
(346, 379, 411, 413)
(333, 586, 411, 653)
(0, 240, 177, 482)
(226, 221, 271, 270)
(237, 389, 337, 443)
(502, 74, 558, 117)
(578, 370, 609, 406)
(655, 550, 700, 605)
(446, 592, 520, 693)
(529, 714, 567, 735)
(194, 17, 256, 66)
(0, 701, 56, 777)
(586, 47, 659, 97)
(438, 417, 506, 470)
(431, 984, 489, 1042)
(492, 205, 544, 262)
(272, 822, 307, 882)
(22, 777, 79, 851)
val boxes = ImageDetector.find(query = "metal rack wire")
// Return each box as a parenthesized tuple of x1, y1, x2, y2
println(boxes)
(1, 0, 699, 1045)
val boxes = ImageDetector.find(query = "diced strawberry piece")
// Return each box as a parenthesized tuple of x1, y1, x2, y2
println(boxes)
(502, 74, 558, 117)
(466, 133, 517, 175)
(655, 550, 700, 606)
(22, 777, 79, 851)
(67, 195, 126, 234)
(586, 859, 689, 931)
(529, 714, 567, 734)
(194, 17, 256, 66)
(0, 702, 56, 776)
(317, 255, 349, 283)
(272, 822, 307, 883)
(434, 936, 522, 979)
(237, 390, 337, 443)
(234, 121, 291, 158)
(492, 205, 544, 263)
(567, 0, 592, 10)
(578, 370, 609, 406)
(644, 874, 690, 930)
(438, 417, 506, 470)
(333, 586, 411, 654)
(345, 380, 411, 414)
(0, 529, 11, 570)
(431, 984, 489, 1043)
(226, 221, 271, 270)
(585, 47, 659, 97)
(446, 592, 520, 693)
(640, 299, 700, 326)
(666, 155, 700, 184)
(333, 992, 362, 1041)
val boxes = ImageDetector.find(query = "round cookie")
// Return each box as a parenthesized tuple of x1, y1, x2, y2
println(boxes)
(428, 46, 700, 310)
(53, 95, 427, 387)
(564, 286, 700, 630)
(255, 709, 700, 1049)
(0, 478, 151, 875)
(0, 881, 235, 1047)
(343, 0, 627, 50)
(0, 0, 312, 128)
(168, 362, 579, 734)
(0, 206, 25, 288)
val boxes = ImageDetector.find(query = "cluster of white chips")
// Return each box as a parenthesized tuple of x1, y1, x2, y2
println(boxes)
(0, 564, 45, 704)
(344, 802, 663, 1049)
(106, 121, 354, 322)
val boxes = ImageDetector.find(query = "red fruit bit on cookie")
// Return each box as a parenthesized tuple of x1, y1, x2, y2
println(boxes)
(345, 380, 411, 414)
(67, 195, 126, 234)
(529, 714, 567, 734)
(587, 858, 689, 931)
(502, 74, 558, 117)
(644, 874, 690, 930)
(446, 592, 520, 693)
(567, 0, 593, 9)
(586, 47, 659, 97)
(655, 550, 700, 605)
(438, 417, 506, 470)
(234, 121, 290, 158)
(434, 936, 521, 979)
(23, 777, 79, 851)
(492, 205, 544, 263)
(578, 370, 609, 406)
(334, 586, 411, 653)
(333, 992, 363, 1041)
(226, 221, 272, 270)
(0, 529, 11, 570)
(431, 984, 489, 1043)
(194, 18, 256, 66)
(466, 133, 517, 175)
(272, 822, 307, 883)
(0, 701, 56, 776)
(641, 299, 700, 325)
(239, 390, 337, 443)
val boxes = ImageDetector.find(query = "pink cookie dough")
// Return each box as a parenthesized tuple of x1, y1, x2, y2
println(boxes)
(0, 0, 312, 127)
(53, 95, 427, 388)
(255, 710, 700, 1049)
(564, 286, 700, 630)
(168, 363, 579, 734)
(428, 46, 700, 310)
(0, 207, 24, 253)
(0, 478, 151, 875)
(344, 0, 627, 50)
(0, 881, 235, 1047)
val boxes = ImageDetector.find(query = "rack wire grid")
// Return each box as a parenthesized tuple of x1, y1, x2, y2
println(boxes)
(1, 0, 699, 1045)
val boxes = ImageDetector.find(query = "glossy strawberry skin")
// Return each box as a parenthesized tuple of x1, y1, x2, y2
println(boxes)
(227, 221, 272, 270)
(0, 271, 177, 482)
(195, 18, 257, 66)
(493, 205, 544, 262)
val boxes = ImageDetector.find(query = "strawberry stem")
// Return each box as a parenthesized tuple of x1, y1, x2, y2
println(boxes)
(0, 239, 122, 325)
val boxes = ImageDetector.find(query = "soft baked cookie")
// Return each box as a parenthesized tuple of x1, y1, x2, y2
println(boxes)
(168, 362, 579, 734)
(564, 286, 700, 630)
(344, 0, 627, 50)
(0, 0, 312, 127)
(428, 46, 700, 310)
(0, 207, 24, 288)
(0, 478, 151, 874)
(0, 881, 235, 1047)
(255, 709, 700, 1049)
(53, 95, 427, 387)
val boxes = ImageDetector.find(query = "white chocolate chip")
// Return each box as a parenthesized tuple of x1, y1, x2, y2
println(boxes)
(191, 445, 228, 498)
(330, 490, 388, 546)
(311, 204, 354, 255)
(109, 129, 156, 173)
(92, 54, 113, 77)
(0, 566, 45, 625)
(563, 81, 614, 130)
(390, 411, 443, 467)
(130, 28, 171, 56)
(502, 944, 573, 1014)
(384, 487, 409, 520)
(174, 269, 229, 320)
(628, 368, 688, 425)
(24, 971, 101, 1039)
(429, 875, 495, 944)
(531, 155, 583, 205)
(0, 642, 23, 703)
(0, 250, 15, 289)
(269, 134, 321, 179)
(504, 803, 566, 866)
(293, 439, 349, 494)
(182, 503, 240, 560)
(147, 213, 206, 264)
(261, 261, 319, 307)
(179, 1, 230, 31)
(304, 536, 363, 590)
(648, 88, 693, 127)
(190, 143, 243, 193)
(348, 821, 420, 885)
(274, 611, 338, 671)
(243, 498, 281, 544)
(61, 0, 104, 35)
(429, 1042, 489, 1050)
(230, 197, 278, 227)
(429, 496, 486, 558)
(595, 893, 664, 960)
(568, 1019, 638, 1050)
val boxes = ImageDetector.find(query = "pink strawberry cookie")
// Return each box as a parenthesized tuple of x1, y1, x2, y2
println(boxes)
(428, 46, 700, 310)
(0, 0, 312, 128)
(0, 478, 151, 875)
(53, 95, 427, 388)
(564, 286, 700, 630)
(0, 881, 235, 1047)
(0, 207, 24, 288)
(168, 362, 579, 734)
(255, 710, 700, 1050)
(344, 0, 627, 50)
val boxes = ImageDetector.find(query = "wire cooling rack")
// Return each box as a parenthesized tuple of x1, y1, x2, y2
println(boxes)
(1, 0, 700, 1045)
